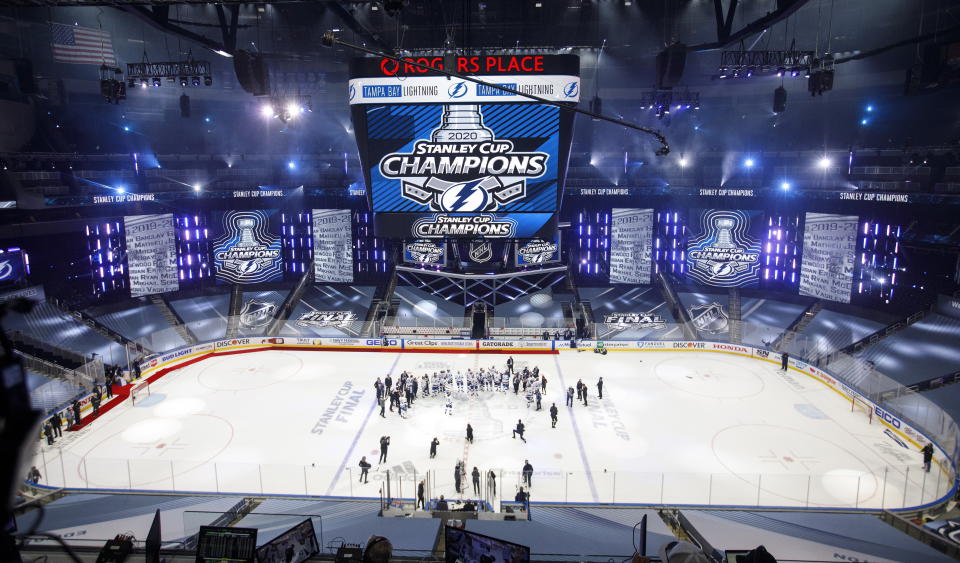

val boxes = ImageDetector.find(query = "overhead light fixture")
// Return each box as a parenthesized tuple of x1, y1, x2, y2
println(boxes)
(260, 104, 274, 118)
(152, 77, 162, 87)
(192, 183, 202, 192)
(817, 156, 832, 169)
(204, 75, 213, 86)
(212, 49, 233, 58)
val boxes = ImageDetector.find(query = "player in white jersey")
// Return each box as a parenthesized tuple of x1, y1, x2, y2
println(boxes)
(444, 392, 454, 416)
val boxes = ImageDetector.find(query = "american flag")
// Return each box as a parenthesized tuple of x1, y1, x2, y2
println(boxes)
(50, 23, 116, 65)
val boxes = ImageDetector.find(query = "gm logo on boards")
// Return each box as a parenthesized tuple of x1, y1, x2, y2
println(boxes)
(874, 406, 902, 429)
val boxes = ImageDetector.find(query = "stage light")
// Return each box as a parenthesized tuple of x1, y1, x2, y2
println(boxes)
(866, 104, 874, 112)
(744, 157, 755, 168)
(817, 156, 832, 169)
(287, 161, 297, 170)
(285, 103, 299, 118)
(204, 116, 211, 123)
(678, 157, 688, 168)
(179, 76, 188, 87)
(116, 185, 126, 193)
(191, 76, 201, 86)
(140, 79, 148, 89)
(776, 67, 785, 77)
(212, 49, 233, 58)
(260, 104, 274, 118)
(192, 183, 201, 192)
(791, 70, 799, 77)
(780, 181, 791, 190)
(861, 118, 869, 126)
(152, 77, 162, 87)
(746, 69, 753, 77)
(204, 75, 213, 86)
(122, 125, 131, 132)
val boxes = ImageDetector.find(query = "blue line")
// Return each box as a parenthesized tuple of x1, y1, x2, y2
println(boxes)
(325, 352, 404, 495)
(552, 354, 599, 501)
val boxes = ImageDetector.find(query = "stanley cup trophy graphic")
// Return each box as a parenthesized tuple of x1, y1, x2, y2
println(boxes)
(431, 105, 494, 143)
(714, 218, 737, 248)
(236, 218, 258, 248)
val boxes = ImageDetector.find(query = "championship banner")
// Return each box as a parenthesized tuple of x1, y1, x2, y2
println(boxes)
(516, 237, 560, 265)
(212, 210, 284, 284)
(349, 55, 578, 240)
(312, 209, 353, 283)
(0, 250, 26, 286)
(123, 214, 179, 297)
(610, 208, 654, 284)
(799, 213, 858, 303)
(686, 209, 763, 288)
(403, 240, 446, 265)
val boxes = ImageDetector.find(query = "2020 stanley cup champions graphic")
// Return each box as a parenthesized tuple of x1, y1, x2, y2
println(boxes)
(686, 209, 763, 288)
(212, 210, 284, 284)
(348, 54, 579, 239)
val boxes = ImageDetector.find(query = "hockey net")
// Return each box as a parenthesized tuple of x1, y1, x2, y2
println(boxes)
(851, 395, 873, 423)
(130, 381, 150, 404)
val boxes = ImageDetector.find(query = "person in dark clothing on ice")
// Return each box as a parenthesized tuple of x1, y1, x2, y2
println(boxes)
(384, 375, 392, 391)
(512, 419, 526, 442)
(51, 412, 62, 438)
(472, 467, 481, 495)
(781, 352, 789, 371)
(430, 437, 439, 458)
(454, 463, 462, 493)
(359, 456, 371, 483)
(522, 460, 533, 487)
(515, 488, 528, 503)
(576, 379, 584, 401)
(379, 396, 386, 418)
(922, 442, 935, 472)
(43, 422, 54, 445)
(417, 480, 425, 509)
(466, 423, 474, 443)
(379, 435, 390, 464)
(506, 356, 514, 373)
(513, 374, 520, 394)
(566, 386, 574, 407)
(597, 377, 604, 400)
(535, 389, 542, 410)
(72, 400, 81, 426)
(582, 385, 588, 407)
(550, 403, 558, 428)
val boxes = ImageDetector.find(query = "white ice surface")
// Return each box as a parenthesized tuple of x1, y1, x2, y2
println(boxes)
(31, 350, 949, 509)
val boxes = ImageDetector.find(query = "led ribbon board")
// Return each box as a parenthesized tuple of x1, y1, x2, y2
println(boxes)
(348, 54, 579, 239)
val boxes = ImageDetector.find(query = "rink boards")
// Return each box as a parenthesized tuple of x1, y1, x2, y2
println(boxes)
(114, 335, 956, 487)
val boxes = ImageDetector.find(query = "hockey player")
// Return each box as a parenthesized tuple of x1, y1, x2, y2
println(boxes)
(535, 389, 542, 411)
(550, 403, 558, 428)
(455, 371, 464, 393)
(444, 393, 454, 416)
(422, 374, 430, 397)
(525, 389, 534, 409)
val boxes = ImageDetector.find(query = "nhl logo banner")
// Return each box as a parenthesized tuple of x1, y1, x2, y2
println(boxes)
(239, 299, 277, 330)
(349, 55, 578, 240)
(468, 241, 493, 263)
(212, 210, 283, 284)
(686, 210, 762, 288)
(516, 238, 560, 265)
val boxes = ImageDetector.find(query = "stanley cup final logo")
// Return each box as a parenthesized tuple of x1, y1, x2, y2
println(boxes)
(687, 210, 761, 287)
(378, 105, 549, 215)
(213, 210, 283, 284)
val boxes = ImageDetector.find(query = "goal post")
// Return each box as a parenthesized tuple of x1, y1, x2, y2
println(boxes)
(130, 381, 150, 405)
(851, 395, 873, 423)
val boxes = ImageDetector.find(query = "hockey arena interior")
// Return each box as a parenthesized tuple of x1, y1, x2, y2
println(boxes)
(3, 1, 960, 562)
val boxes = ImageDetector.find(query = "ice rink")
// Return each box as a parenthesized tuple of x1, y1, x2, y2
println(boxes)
(31, 349, 951, 509)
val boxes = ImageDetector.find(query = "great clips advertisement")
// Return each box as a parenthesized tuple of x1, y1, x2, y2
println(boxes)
(349, 55, 579, 239)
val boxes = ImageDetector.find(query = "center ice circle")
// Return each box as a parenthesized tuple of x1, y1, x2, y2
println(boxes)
(654, 356, 764, 398)
(197, 352, 304, 391)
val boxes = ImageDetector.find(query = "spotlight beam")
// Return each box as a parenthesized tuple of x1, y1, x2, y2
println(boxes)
(320, 31, 671, 156)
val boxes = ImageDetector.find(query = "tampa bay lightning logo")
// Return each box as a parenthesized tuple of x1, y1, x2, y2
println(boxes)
(348, 84, 356, 101)
(0, 260, 12, 280)
(448, 81, 468, 98)
(438, 179, 491, 212)
(563, 81, 579, 98)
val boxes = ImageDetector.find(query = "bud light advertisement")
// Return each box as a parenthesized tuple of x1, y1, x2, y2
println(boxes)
(212, 210, 284, 284)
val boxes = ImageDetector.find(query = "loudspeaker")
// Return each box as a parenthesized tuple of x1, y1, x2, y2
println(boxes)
(656, 43, 687, 89)
(773, 86, 787, 113)
(233, 50, 270, 96)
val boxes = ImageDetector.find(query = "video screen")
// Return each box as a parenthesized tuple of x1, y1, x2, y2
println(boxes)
(444, 526, 530, 563)
(255, 518, 319, 563)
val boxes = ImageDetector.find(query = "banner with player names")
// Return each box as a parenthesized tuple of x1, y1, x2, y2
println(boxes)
(686, 209, 763, 288)
(610, 208, 654, 284)
(799, 213, 859, 303)
(123, 214, 179, 297)
(312, 209, 354, 283)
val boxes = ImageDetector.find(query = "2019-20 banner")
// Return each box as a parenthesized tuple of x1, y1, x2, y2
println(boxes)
(610, 208, 654, 284)
(799, 213, 858, 303)
(123, 214, 179, 297)
(312, 209, 353, 283)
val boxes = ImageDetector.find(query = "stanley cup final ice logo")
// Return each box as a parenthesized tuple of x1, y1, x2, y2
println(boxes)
(687, 210, 761, 287)
(378, 105, 548, 215)
(213, 210, 283, 284)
